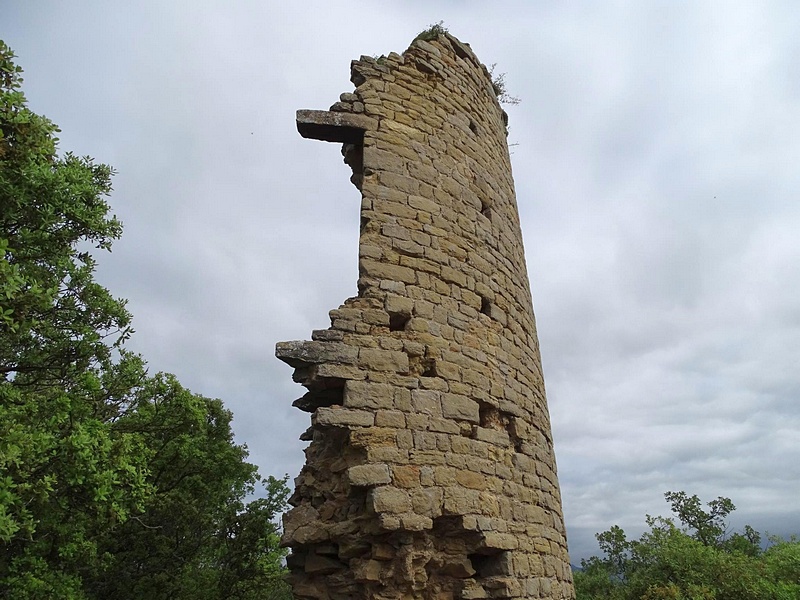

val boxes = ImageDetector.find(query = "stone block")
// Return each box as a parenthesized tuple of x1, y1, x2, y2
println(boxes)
(456, 470, 487, 490)
(460, 581, 489, 599)
(375, 409, 406, 428)
(385, 294, 414, 316)
(350, 427, 397, 448)
(368, 447, 409, 463)
(276, 340, 359, 368)
(370, 486, 412, 513)
(443, 487, 481, 514)
(395, 238, 427, 257)
(400, 513, 433, 531)
(315, 362, 367, 381)
(360, 259, 417, 284)
(433, 466, 456, 486)
(409, 450, 446, 465)
(408, 162, 440, 186)
(473, 426, 510, 447)
(313, 407, 374, 428)
(411, 487, 443, 517)
(364, 147, 407, 174)
(411, 389, 442, 416)
(481, 532, 519, 551)
(304, 553, 343, 574)
(354, 559, 384, 582)
(408, 194, 440, 215)
(392, 464, 421, 488)
(428, 417, 460, 434)
(358, 348, 410, 372)
(282, 504, 319, 541)
(441, 393, 479, 422)
(372, 543, 395, 560)
(405, 413, 430, 430)
(412, 430, 438, 451)
(348, 464, 392, 487)
(343, 380, 395, 410)
(380, 171, 420, 195)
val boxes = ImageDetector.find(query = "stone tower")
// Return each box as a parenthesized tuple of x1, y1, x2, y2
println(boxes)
(277, 31, 574, 600)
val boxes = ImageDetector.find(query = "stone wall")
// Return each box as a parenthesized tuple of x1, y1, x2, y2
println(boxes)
(276, 31, 574, 600)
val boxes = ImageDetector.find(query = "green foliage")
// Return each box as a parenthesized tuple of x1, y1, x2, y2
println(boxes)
(414, 20, 448, 42)
(663, 490, 735, 546)
(85, 374, 291, 600)
(0, 40, 291, 599)
(488, 63, 521, 106)
(574, 492, 800, 600)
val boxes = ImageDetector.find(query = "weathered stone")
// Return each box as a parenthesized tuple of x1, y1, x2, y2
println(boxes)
(399, 513, 433, 531)
(441, 556, 476, 578)
(354, 559, 384, 582)
(313, 406, 374, 428)
(385, 294, 414, 317)
(358, 347, 409, 372)
(441, 393, 480, 422)
(375, 409, 406, 428)
(411, 389, 442, 416)
(348, 463, 392, 487)
(296, 109, 377, 143)
(343, 380, 395, 410)
(277, 30, 573, 600)
(350, 427, 397, 449)
(370, 486, 412, 513)
(456, 470, 487, 491)
(473, 426, 511, 447)
(392, 464, 421, 488)
(276, 340, 358, 368)
(305, 553, 343, 574)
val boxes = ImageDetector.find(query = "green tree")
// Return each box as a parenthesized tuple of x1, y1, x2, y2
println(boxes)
(1, 38, 150, 597)
(574, 492, 800, 600)
(85, 374, 291, 600)
(0, 40, 291, 599)
(663, 490, 735, 547)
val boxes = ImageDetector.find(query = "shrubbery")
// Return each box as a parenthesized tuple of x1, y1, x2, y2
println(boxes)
(575, 491, 800, 600)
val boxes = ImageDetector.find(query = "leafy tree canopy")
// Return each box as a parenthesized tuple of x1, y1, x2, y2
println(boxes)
(575, 491, 800, 600)
(0, 40, 291, 599)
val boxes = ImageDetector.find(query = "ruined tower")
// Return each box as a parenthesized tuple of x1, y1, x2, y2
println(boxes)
(277, 31, 574, 600)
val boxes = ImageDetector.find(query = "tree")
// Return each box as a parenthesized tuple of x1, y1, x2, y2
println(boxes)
(1, 38, 150, 597)
(0, 40, 291, 599)
(574, 491, 800, 600)
(663, 490, 735, 547)
(85, 375, 291, 600)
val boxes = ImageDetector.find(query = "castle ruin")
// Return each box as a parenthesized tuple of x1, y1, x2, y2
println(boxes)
(277, 31, 574, 600)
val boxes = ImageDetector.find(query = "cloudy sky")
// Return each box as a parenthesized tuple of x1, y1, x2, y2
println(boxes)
(6, 1, 799, 561)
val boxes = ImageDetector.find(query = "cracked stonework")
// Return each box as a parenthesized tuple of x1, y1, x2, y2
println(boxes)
(276, 31, 575, 600)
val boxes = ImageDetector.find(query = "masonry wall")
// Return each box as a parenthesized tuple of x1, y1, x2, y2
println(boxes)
(276, 31, 574, 600)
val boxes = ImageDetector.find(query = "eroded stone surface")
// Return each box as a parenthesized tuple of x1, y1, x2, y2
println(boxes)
(277, 31, 574, 600)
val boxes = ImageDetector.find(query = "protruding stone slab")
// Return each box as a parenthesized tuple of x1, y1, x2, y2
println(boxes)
(296, 109, 377, 143)
(275, 340, 358, 368)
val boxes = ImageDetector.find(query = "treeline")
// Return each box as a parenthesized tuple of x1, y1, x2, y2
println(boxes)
(0, 41, 292, 599)
(575, 491, 800, 600)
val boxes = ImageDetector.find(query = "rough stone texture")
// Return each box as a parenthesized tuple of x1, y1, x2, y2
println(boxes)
(277, 31, 574, 600)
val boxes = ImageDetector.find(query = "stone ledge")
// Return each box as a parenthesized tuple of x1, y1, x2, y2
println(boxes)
(275, 340, 359, 368)
(296, 109, 378, 143)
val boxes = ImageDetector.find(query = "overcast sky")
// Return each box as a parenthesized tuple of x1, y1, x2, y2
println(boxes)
(6, 1, 799, 562)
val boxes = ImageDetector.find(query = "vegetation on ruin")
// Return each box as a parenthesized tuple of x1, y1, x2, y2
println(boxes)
(413, 22, 520, 106)
(488, 64, 521, 106)
(574, 491, 800, 600)
(414, 20, 449, 42)
(0, 40, 292, 599)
